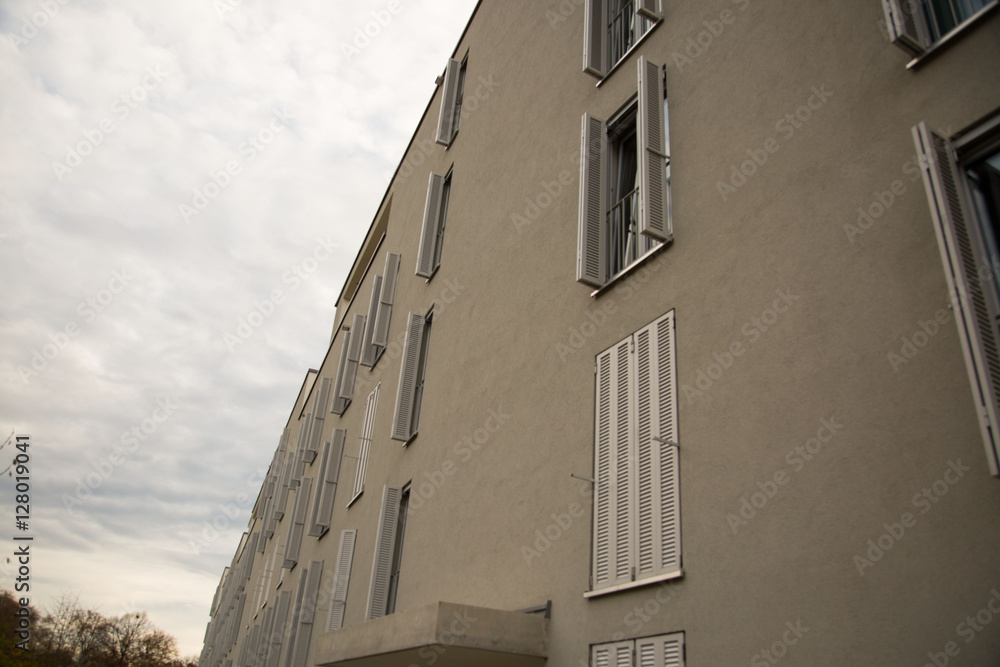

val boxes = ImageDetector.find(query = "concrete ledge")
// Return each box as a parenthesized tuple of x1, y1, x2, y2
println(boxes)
(314, 601, 549, 667)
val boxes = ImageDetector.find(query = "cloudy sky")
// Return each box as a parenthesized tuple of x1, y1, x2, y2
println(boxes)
(0, 0, 479, 656)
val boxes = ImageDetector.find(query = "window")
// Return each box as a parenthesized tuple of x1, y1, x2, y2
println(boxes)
(362, 253, 401, 367)
(367, 485, 404, 619)
(385, 487, 409, 614)
(308, 428, 345, 537)
(331, 318, 364, 416)
(882, 0, 996, 57)
(282, 477, 311, 569)
(286, 560, 323, 667)
(913, 114, 1000, 476)
(578, 57, 670, 289)
(391, 311, 432, 442)
(588, 311, 680, 597)
(350, 384, 379, 504)
(416, 172, 452, 279)
(584, 0, 660, 78)
(592, 633, 684, 667)
(435, 56, 467, 146)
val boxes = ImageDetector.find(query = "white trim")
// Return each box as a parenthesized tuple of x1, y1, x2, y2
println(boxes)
(584, 568, 684, 598)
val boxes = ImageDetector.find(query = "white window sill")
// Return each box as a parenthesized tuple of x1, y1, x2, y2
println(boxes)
(584, 568, 684, 599)
(594, 19, 664, 88)
(590, 240, 670, 299)
(907, 1, 998, 69)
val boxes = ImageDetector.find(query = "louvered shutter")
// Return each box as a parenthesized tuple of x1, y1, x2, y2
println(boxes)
(638, 57, 669, 242)
(309, 430, 345, 536)
(339, 313, 366, 400)
(296, 413, 314, 474)
(634, 311, 681, 579)
(306, 379, 331, 463)
(636, 633, 684, 667)
(392, 313, 425, 441)
(255, 606, 274, 667)
(880, 0, 927, 56)
(914, 123, 1000, 476)
(416, 173, 445, 278)
(352, 386, 379, 501)
(637, 0, 661, 20)
(435, 59, 462, 145)
(274, 450, 294, 522)
(283, 571, 308, 667)
(373, 253, 400, 347)
(592, 641, 633, 667)
(578, 113, 607, 287)
(331, 327, 351, 415)
(360, 276, 383, 367)
(283, 477, 312, 569)
(264, 591, 291, 667)
(583, 0, 607, 76)
(367, 486, 401, 619)
(593, 339, 634, 591)
(287, 561, 323, 667)
(328, 529, 356, 631)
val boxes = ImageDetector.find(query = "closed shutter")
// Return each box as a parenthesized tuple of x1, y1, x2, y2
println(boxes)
(637, 57, 669, 242)
(583, 0, 607, 76)
(288, 561, 323, 667)
(593, 339, 634, 591)
(880, 0, 927, 56)
(435, 59, 462, 145)
(309, 429, 345, 536)
(634, 312, 680, 579)
(352, 386, 379, 501)
(283, 571, 308, 667)
(417, 173, 445, 278)
(339, 314, 366, 401)
(592, 641, 633, 667)
(360, 276, 383, 368)
(914, 123, 1000, 476)
(392, 313, 425, 441)
(367, 486, 402, 620)
(373, 253, 400, 348)
(264, 591, 291, 667)
(331, 326, 352, 415)
(636, 633, 684, 667)
(578, 113, 607, 287)
(306, 378, 331, 463)
(637, 0, 661, 20)
(328, 529, 357, 631)
(283, 477, 312, 569)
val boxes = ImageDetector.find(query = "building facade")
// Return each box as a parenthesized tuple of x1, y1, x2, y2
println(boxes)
(199, 1, 1000, 665)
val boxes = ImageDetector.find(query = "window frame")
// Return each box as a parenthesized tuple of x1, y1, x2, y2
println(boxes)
(416, 170, 452, 279)
(435, 54, 467, 147)
(391, 310, 433, 443)
(584, 0, 662, 80)
(881, 0, 998, 67)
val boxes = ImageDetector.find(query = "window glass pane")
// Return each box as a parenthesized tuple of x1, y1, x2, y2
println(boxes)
(967, 151, 1000, 298)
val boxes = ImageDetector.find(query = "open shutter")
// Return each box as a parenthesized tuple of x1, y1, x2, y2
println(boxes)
(637, 0, 661, 20)
(367, 486, 402, 620)
(435, 59, 462, 145)
(339, 314, 366, 401)
(331, 326, 352, 415)
(638, 57, 669, 242)
(306, 379, 331, 463)
(264, 591, 291, 667)
(352, 386, 379, 501)
(392, 313, 425, 441)
(583, 0, 607, 77)
(327, 529, 357, 631)
(373, 253, 400, 348)
(283, 570, 308, 667)
(592, 641, 633, 667)
(637, 633, 684, 667)
(592, 339, 634, 591)
(273, 449, 294, 522)
(634, 312, 681, 580)
(880, 0, 927, 56)
(416, 174, 445, 278)
(360, 276, 383, 367)
(255, 606, 275, 667)
(914, 123, 1000, 476)
(283, 478, 312, 569)
(309, 430, 345, 536)
(288, 561, 323, 667)
(578, 113, 607, 287)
